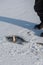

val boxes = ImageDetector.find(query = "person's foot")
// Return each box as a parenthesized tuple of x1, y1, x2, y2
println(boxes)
(40, 33, 43, 37)
(34, 23, 43, 29)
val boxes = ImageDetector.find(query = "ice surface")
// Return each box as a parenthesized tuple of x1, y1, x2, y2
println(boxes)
(0, 0, 43, 65)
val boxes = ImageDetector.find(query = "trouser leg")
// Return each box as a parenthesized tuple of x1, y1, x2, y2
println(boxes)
(34, 0, 43, 23)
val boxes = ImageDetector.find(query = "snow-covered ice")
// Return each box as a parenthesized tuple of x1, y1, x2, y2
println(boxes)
(0, 0, 43, 65)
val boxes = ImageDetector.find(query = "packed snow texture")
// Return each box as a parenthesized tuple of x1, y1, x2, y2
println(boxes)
(0, 0, 43, 65)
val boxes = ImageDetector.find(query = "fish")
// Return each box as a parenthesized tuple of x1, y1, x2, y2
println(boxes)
(6, 35, 28, 43)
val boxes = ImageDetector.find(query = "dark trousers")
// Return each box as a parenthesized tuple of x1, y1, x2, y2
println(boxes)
(34, 0, 43, 22)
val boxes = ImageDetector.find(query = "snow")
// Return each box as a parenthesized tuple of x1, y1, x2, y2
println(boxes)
(0, 0, 43, 65)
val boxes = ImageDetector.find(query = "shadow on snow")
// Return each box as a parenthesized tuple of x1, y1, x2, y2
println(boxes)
(0, 16, 43, 36)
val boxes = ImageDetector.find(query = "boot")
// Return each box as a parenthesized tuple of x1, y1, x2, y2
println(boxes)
(34, 22, 43, 29)
(40, 33, 43, 37)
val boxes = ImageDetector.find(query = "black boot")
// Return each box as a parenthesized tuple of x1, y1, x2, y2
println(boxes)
(40, 33, 43, 37)
(34, 22, 43, 29)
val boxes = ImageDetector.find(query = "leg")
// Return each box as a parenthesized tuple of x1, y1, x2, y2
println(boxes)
(34, 0, 43, 29)
(34, 0, 43, 37)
